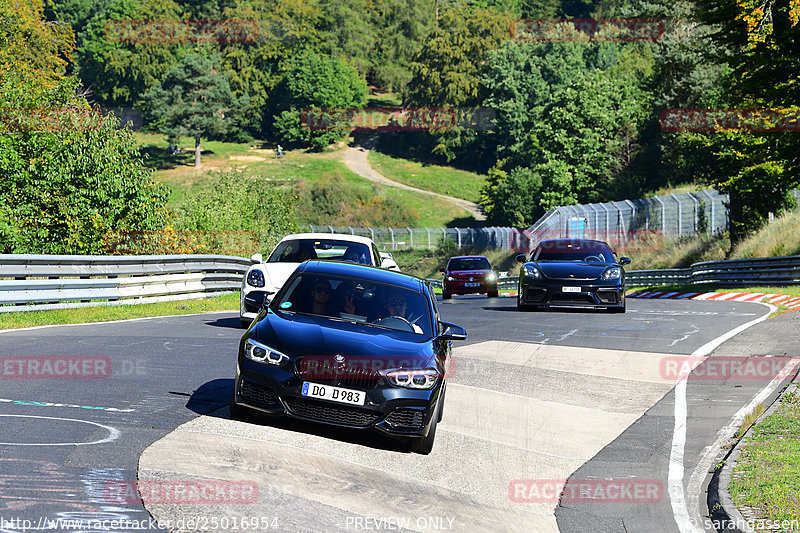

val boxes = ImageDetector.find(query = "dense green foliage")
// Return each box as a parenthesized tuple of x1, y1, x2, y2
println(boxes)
(270, 49, 368, 151)
(143, 53, 244, 166)
(173, 170, 298, 251)
(1, 0, 170, 254)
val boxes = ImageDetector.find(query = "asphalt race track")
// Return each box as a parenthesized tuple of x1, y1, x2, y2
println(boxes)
(0, 296, 792, 533)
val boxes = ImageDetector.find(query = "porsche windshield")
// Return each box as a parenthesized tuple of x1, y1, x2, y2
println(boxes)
(273, 274, 432, 336)
(533, 243, 615, 263)
(267, 239, 372, 265)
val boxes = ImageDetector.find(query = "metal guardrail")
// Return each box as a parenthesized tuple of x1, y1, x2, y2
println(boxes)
(0, 254, 251, 313)
(626, 255, 800, 287)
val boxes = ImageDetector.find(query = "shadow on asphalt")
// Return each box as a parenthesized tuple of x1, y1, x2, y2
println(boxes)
(481, 305, 613, 314)
(189, 379, 412, 453)
(204, 317, 244, 329)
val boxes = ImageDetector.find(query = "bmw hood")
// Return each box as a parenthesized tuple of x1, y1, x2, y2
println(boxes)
(254, 311, 434, 365)
(534, 262, 607, 280)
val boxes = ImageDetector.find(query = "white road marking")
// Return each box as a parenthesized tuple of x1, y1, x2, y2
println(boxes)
(668, 302, 775, 533)
(0, 414, 120, 446)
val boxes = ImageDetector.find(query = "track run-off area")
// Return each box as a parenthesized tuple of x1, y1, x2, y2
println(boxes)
(1, 296, 798, 533)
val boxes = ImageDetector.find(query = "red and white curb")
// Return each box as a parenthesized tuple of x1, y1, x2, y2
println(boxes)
(628, 290, 800, 311)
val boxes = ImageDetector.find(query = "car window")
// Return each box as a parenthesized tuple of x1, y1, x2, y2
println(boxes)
(448, 257, 491, 270)
(533, 242, 614, 263)
(273, 274, 432, 337)
(267, 239, 372, 265)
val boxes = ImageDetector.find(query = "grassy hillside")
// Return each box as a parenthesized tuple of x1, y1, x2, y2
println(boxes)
(367, 150, 487, 203)
(137, 133, 474, 228)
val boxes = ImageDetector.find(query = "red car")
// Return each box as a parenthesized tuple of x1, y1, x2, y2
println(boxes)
(440, 256, 499, 299)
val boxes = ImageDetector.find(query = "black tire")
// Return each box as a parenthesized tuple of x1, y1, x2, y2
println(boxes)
(437, 384, 446, 423)
(410, 403, 439, 455)
(517, 292, 532, 311)
(610, 299, 626, 313)
(488, 290, 499, 298)
(442, 291, 451, 300)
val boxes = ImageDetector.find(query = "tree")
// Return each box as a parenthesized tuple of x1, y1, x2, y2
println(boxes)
(480, 40, 653, 225)
(1, 0, 170, 254)
(143, 53, 244, 167)
(73, 0, 186, 108)
(269, 49, 367, 151)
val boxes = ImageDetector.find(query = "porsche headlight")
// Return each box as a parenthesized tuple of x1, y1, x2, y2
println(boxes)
(523, 265, 542, 279)
(383, 368, 439, 389)
(246, 269, 265, 288)
(244, 339, 288, 365)
(603, 267, 622, 280)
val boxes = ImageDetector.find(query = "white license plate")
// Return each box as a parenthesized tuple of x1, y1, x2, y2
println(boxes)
(464, 282, 480, 287)
(562, 286, 582, 293)
(301, 382, 365, 405)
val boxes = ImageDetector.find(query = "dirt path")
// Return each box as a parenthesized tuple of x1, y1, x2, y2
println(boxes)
(342, 138, 486, 221)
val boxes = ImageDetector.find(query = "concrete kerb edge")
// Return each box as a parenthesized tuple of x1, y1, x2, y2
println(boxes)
(707, 378, 800, 533)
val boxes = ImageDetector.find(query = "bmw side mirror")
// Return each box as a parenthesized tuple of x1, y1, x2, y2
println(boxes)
(619, 257, 631, 266)
(515, 254, 527, 263)
(250, 253, 263, 264)
(439, 321, 467, 341)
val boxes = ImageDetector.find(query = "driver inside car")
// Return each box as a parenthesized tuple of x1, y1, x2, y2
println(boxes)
(379, 290, 423, 334)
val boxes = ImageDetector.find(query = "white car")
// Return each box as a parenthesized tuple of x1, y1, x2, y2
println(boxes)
(240, 233, 400, 327)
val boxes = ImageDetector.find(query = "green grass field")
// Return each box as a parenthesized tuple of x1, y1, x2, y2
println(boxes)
(0, 293, 240, 330)
(367, 150, 487, 203)
(729, 389, 800, 526)
(137, 133, 473, 227)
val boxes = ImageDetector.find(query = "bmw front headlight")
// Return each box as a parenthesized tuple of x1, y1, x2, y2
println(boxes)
(603, 267, 622, 280)
(244, 338, 288, 365)
(246, 269, 265, 288)
(383, 368, 439, 389)
(487, 272, 497, 281)
(523, 265, 542, 279)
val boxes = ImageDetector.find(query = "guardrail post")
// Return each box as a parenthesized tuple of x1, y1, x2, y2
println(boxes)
(369, 227, 375, 242)
(388, 228, 395, 250)
(456, 228, 462, 248)
(426, 228, 431, 249)
(348, 226, 354, 235)
(407, 227, 413, 249)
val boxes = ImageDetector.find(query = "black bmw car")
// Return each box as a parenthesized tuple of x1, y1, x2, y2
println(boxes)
(515, 239, 631, 312)
(231, 260, 467, 454)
